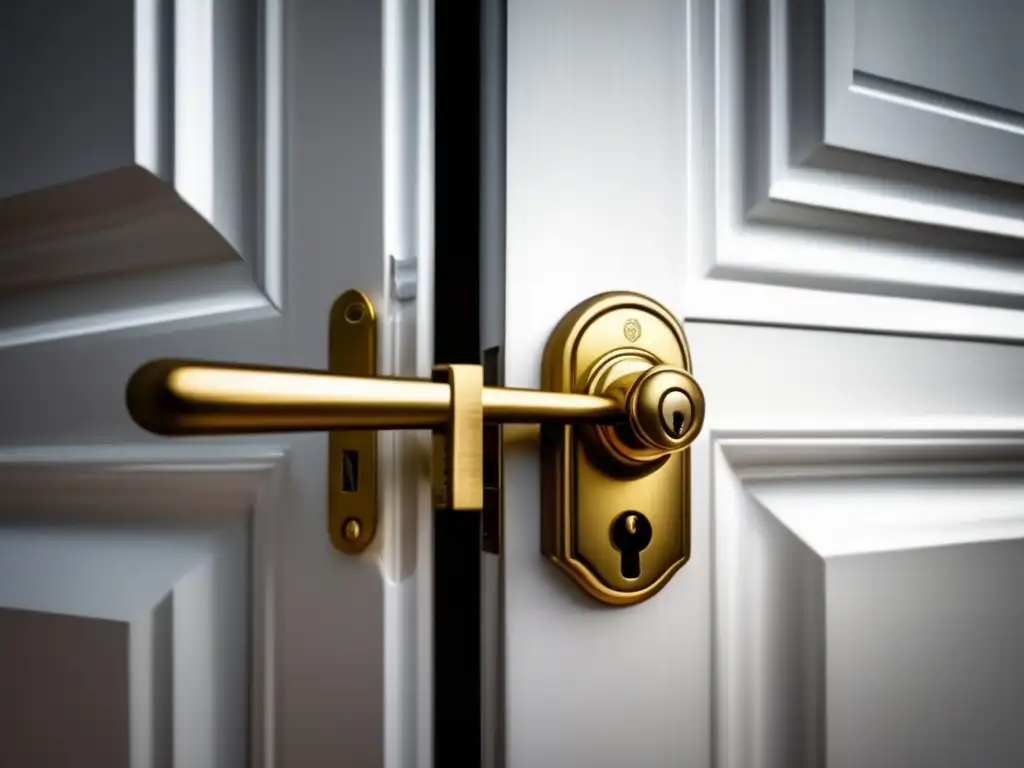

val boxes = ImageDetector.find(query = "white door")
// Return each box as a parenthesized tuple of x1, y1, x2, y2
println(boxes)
(499, 1, 1024, 766)
(0, 2, 431, 766)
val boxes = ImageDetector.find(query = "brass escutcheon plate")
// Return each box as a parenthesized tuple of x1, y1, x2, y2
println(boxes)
(541, 292, 694, 606)
(329, 289, 377, 553)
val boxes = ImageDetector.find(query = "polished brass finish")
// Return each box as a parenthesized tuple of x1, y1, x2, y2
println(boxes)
(125, 290, 704, 604)
(329, 290, 377, 553)
(631, 366, 703, 449)
(583, 359, 705, 474)
(541, 291, 702, 606)
(431, 365, 484, 511)
(342, 518, 363, 542)
(125, 362, 620, 435)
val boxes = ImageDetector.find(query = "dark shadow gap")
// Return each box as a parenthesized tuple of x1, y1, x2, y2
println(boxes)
(434, 0, 484, 765)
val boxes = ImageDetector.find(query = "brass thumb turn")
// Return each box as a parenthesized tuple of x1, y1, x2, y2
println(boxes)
(125, 291, 705, 606)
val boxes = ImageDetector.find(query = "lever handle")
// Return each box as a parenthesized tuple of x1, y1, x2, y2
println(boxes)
(126, 359, 624, 436)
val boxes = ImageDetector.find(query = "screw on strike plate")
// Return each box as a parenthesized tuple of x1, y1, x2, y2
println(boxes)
(342, 517, 362, 542)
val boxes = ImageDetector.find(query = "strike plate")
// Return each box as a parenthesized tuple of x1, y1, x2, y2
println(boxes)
(329, 289, 377, 553)
(541, 292, 693, 606)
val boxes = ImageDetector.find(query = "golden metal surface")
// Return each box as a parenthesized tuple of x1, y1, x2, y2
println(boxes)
(629, 366, 704, 451)
(342, 518, 363, 542)
(431, 365, 484, 511)
(125, 290, 705, 602)
(541, 291, 702, 606)
(126, 363, 620, 435)
(329, 290, 377, 554)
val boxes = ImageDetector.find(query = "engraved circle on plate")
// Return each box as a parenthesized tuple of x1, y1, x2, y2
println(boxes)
(623, 318, 642, 342)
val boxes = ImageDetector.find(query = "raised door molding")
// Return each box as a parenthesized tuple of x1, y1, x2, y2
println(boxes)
(713, 433, 1024, 767)
(685, 0, 1024, 342)
(0, 0, 284, 347)
(0, 445, 286, 768)
(824, 0, 1024, 185)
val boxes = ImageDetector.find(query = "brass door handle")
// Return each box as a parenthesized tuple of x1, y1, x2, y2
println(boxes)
(126, 359, 627, 435)
(125, 290, 705, 606)
(126, 358, 702, 446)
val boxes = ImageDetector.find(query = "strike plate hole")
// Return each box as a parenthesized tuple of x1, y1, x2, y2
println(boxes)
(342, 450, 359, 492)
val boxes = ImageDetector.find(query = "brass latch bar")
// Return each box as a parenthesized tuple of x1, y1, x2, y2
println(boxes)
(431, 364, 483, 511)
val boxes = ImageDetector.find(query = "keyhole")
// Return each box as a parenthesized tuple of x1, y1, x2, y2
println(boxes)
(611, 511, 653, 579)
(672, 410, 684, 437)
(659, 388, 691, 440)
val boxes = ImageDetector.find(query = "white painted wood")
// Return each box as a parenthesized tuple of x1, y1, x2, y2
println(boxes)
(0, 0, 275, 346)
(680, 0, 1024, 342)
(383, 2, 436, 767)
(0, 2, 433, 767)
(715, 434, 1024, 767)
(502, 0, 1024, 766)
(0, 610, 133, 766)
(828, 0, 1024, 184)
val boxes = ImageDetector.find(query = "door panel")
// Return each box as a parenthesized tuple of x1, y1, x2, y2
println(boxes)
(836, 0, 1024, 182)
(0, 2, 415, 766)
(0, 0, 273, 348)
(0, 451, 277, 767)
(689, 0, 1024, 340)
(503, 1, 1024, 766)
(851, 0, 1023, 116)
